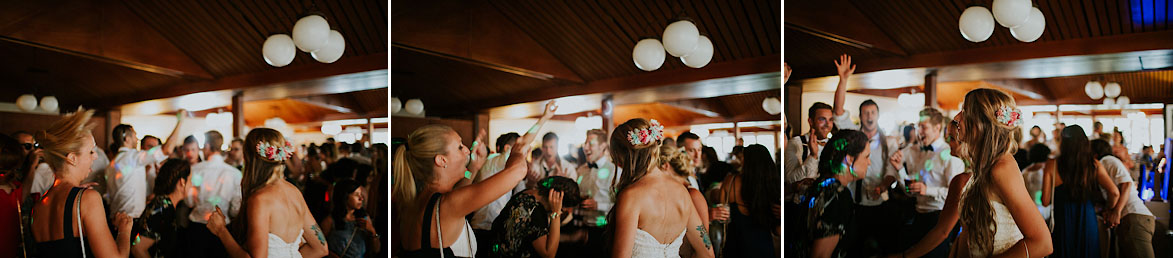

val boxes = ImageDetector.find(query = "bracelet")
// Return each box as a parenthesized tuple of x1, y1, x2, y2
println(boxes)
(528, 124, 540, 134)
(549, 211, 560, 221)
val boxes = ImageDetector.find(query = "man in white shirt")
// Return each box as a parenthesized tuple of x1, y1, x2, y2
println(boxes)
(785, 102, 835, 201)
(186, 130, 242, 257)
(108, 121, 184, 220)
(526, 132, 577, 190)
(1094, 139, 1155, 258)
(576, 129, 620, 223)
(889, 108, 965, 258)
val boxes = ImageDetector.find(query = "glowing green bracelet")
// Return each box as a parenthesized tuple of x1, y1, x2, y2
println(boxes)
(528, 124, 540, 134)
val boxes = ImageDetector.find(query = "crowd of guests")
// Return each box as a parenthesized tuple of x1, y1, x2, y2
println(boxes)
(391, 100, 781, 257)
(0, 108, 388, 258)
(785, 55, 1162, 257)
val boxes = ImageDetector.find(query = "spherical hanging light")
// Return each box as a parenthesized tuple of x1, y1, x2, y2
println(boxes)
(959, 6, 995, 42)
(632, 39, 666, 71)
(39, 96, 58, 112)
(311, 30, 345, 63)
(1117, 96, 1130, 106)
(1103, 82, 1121, 98)
(321, 124, 342, 135)
(15, 94, 37, 112)
(761, 98, 781, 115)
(262, 34, 297, 67)
(390, 97, 402, 113)
(292, 15, 331, 52)
(1103, 98, 1115, 106)
(680, 35, 714, 68)
(1009, 7, 1045, 42)
(1085, 81, 1104, 99)
(662, 20, 700, 57)
(992, 0, 1031, 28)
(405, 99, 424, 115)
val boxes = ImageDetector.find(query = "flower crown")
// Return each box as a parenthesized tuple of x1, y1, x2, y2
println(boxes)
(256, 141, 294, 162)
(994, 106, 1023, 127)
(626, 119, 665, 146)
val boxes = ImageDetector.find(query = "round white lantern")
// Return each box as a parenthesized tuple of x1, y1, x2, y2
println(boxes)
(16, 94, 37, 112)
(992, 0, 1031, 28)
(681, 35, 714, 68)
(1117, 96, 1130, 106)
(262, 34, 297, 67)
(292, 15, 331, 52)
(761, 98, 781, 115)
(1009, 7, 1045, 42)
(1085, 81, 1104, 99)
(1103, 82, 1121, 98)
(662, 20, 700, 57)
(39, 96, 58, 112)
(405, 99, 424, 115)
(959, 6, 995, 42)
(1103, 98, 1115, 106)
(321, 124, 342, 135)
(311, 30, 345, 63)
(390, 97, 402, 113)
(632, 39, 666, 71)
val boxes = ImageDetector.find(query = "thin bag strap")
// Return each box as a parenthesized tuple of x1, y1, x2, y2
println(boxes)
(341, 223, 358, 256)
(435, 195, 444, 258)
(75, 189, 87, 258)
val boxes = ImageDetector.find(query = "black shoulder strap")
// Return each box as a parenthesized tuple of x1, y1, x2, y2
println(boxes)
(420, 193, 442, 249)
(63, 187, 83, 237)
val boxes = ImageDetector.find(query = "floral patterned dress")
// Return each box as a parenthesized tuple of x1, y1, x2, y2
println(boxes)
(794, 177, 855, 258)
(132, 195, 181, 258)
(489, 192, 550, 258)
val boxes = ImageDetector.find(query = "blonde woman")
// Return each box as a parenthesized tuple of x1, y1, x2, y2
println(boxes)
(32, 108, 133, 257)
(953, 88, 1053, 257)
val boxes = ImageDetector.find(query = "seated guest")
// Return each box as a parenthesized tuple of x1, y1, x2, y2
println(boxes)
(132, 159, 191, 258)
(489, 176, 581, 258)
(324, 179, 380, 258)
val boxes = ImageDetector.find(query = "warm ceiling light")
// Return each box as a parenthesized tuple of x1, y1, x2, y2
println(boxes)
(1009, 7, 1045, 42)
(292, 15, 331, 52)
(404, 99, 424, 115)
(662, 20, 700, 57)
(959, 6, 995, 42)
(16, 94, 37, 112)
(390, 97, 402, 113)
(681, 35, 714, 68)
(992, 0, 1031, 28)
(311, 30, 346, 63)
(1085, 81, 1104, 99)
(1103, 82, 1121, 98)
(39, 96, 58, 113)
(632, 39, 666, 71)
(262, 34, 296, 67)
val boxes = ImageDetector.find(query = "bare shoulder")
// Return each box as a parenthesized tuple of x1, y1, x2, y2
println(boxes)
(991, 155, 1023, 180)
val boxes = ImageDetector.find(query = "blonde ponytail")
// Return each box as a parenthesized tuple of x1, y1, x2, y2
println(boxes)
(390, 125, 455, 212)
(392, 145, 416, 211)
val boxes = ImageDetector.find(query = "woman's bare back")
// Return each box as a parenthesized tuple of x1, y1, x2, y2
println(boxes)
(627, 174, 693, 243)
(254, 181, 314, 243)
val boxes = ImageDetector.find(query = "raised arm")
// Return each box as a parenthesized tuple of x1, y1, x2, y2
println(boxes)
(991, 157, 1052, 258)
(532, 190, 563, 258)
(893, 173, 971, 258)
(444, 101, 557, 216)
(81, 189, 134, 258)
(831, 54, 855, 117)
(157, 110, 191, 157)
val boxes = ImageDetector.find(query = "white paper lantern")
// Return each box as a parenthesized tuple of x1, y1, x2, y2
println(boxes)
(321, 124, 342, 135)
(632, 39, 666, 71)
(662, 20, 700, 57)
(311, 30, 345, 63)
(405, 99, 424, 115)
(1103, 82, 1121, 98)
(1009, 7, 1045, 42)
(1103, 98, 1115, 106)
(262, 34, 296, 67)
(1117, 96, 1130, 106)
(15, 94, 36, 112)
(39, 96, 58, 112)
(959, 6, 995, 42)
(680, 35, 714, 68)
(293, 15, 331, 52)
(992, 0, 1031, 28)
(761, 98, 781, 115)
(1085, 81, 1104, 99)
(390, 97, 402, 113)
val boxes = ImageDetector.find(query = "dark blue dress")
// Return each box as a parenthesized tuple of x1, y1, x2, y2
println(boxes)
(1051, 184, 1100, 257)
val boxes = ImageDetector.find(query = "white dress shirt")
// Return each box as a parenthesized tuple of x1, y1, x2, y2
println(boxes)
(576, 156, 621, 213)
(526, 157, 578, 189)
(834, 112, 897, 206)
(785, 133, 823, 184)
(469, 152, 522, 230)
(28, 163, 54, 195)
(897, 137, 965, 213)
(108, 146, 166, 218)
(1100, 156, 1154, 217)
(187, 154, 243, 224)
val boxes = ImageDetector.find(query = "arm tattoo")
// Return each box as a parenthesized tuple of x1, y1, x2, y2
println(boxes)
(311, 225, 326, 245)
(696, 225, 711, 249)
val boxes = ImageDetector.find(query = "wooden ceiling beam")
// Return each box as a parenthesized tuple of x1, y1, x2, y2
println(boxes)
(982, 79, 1052, 100)
(784, 0, 907, 56)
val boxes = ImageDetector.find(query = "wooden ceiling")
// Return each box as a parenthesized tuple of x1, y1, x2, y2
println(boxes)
(186, 87, 388, 128)
(0, 0, 387, 110)
(392, 0, 782, 120)
(550, 89, 781, 128)
(786, 0, 1173, 106)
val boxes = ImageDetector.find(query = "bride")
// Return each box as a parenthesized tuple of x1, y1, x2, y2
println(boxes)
(609, 118, 714, 258)
(206, 128, 329, 257)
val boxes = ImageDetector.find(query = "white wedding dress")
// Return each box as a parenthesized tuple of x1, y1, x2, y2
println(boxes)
(268, 229, 304, 258)
(966, 185, 1024, 257)
(631, 228, 686, 258)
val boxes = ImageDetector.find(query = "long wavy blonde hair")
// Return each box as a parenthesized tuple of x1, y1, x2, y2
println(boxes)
(957, 88, 1020, 254)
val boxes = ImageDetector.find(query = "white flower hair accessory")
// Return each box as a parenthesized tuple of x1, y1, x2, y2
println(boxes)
(626, 119, 665, 146)
(256, 141, 294, 162)
(995, 106, 1023, 127)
